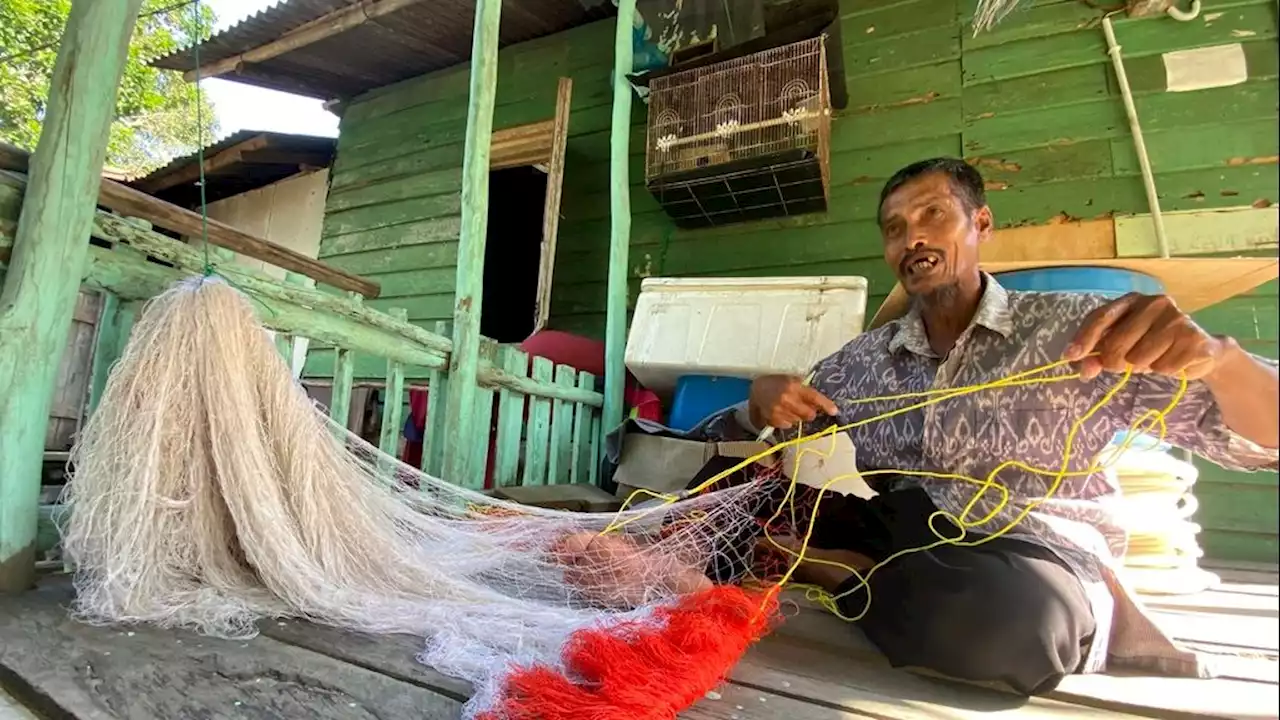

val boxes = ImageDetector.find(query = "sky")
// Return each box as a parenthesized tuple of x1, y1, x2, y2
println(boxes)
(200, 0, 340, 141)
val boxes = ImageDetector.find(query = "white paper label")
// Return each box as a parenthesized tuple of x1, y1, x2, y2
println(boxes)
(782, 431, 877, 499)
(1163, 43, 1249, 93)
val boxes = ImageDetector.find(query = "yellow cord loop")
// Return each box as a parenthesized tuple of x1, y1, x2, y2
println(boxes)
(603, 357, 1189, 623)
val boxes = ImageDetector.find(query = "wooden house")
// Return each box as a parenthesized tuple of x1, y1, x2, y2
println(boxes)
(147, 0, 1279, 561)
(0, 0, 1277, 717)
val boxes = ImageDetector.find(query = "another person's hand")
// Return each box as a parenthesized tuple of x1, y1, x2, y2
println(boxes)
(749, 374, 839, 430)
(1064, 293, 1229, 381)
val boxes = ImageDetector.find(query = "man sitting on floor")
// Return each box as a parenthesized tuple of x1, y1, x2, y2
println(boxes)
(561, 157, 1278, 695)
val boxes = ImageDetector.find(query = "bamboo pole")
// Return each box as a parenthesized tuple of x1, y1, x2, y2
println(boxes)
(602, 0, 636, 447)
(0, 0, 146, 592)
(442, 0, 503, 488)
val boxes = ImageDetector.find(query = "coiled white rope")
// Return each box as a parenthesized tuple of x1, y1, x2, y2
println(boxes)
(1106, 436, 1220, 595)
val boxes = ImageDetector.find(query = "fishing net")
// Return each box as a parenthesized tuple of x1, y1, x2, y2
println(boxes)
(60, 277, 783, 719)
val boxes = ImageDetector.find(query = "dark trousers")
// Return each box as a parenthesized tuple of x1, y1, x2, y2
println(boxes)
(692, 455, 1096, 697)
(811, 487, 1096, 696)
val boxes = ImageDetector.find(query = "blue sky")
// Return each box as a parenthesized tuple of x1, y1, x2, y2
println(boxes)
(201, 0, 340, 140)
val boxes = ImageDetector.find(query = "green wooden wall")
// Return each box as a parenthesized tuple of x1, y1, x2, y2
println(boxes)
(317, 0, 1278, 561)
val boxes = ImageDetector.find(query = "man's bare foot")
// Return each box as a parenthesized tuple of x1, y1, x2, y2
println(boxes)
(760, 534, 872, 592)
(553, 532, 713, 608)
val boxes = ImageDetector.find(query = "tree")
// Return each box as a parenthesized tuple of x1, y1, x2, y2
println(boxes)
(0, 0, 219, 178)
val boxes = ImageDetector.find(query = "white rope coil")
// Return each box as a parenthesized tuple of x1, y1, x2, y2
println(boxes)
(1106, 439, 1220, 596)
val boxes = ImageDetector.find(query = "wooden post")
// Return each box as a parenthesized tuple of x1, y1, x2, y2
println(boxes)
(0, 0, 145, 592)
(602, 0, 637, 446)
(442, 0, 502, 486)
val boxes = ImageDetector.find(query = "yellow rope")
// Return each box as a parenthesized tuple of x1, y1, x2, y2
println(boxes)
(601, 356, 1190, 622)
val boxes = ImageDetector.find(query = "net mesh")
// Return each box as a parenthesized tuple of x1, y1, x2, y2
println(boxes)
(60, 277, 780, 716)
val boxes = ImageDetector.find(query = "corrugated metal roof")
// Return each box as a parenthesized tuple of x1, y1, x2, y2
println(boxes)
(152, 0, 615, 100)
(131, 130, 336, 208)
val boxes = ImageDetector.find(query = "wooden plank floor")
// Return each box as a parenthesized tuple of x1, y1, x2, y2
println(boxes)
(0, 561, 1275, 720)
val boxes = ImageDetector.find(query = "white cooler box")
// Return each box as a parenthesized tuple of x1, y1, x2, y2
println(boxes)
(625, 276, 869, 396)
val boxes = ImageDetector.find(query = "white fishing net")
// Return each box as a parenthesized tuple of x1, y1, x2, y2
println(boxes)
(60, 277, 781, 716)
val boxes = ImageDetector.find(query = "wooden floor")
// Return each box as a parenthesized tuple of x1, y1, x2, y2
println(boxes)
(0, 562, 1275, 720)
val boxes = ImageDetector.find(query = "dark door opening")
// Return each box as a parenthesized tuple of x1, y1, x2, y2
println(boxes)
(480, 165, 549, 344)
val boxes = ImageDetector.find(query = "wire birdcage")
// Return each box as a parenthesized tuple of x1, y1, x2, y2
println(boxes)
(644, 36, 832, 227)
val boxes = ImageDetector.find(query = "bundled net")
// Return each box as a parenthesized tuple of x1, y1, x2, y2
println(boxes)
(61, 277, 781, 719)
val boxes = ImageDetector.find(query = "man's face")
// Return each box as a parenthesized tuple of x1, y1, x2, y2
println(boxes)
(879, 172, 992, 297)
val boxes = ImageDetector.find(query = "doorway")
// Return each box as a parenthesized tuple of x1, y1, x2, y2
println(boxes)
(480, 165, 549, 343)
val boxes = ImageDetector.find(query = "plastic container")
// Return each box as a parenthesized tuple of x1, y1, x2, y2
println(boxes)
(994, 267, 1165, 297)
(667, 375, 753, 431)
(625, 276, 869, 395)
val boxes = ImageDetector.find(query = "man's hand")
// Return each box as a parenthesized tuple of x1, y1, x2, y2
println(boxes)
(749, 374, 839, 430)
(1064, 293, 1227, 381)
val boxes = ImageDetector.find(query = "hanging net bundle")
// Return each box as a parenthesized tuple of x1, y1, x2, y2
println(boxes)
(61, 277, 780, 720)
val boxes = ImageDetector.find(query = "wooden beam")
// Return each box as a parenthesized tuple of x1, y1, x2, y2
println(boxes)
(602, 0, 636, 448)
(184, 0, 429, 82)
(0, 155, 379, 297)
(134, 133, 270, 193)
(533, 78, 573, 333)
(442, 0, 503, 489)
(0, 0, 146, 593)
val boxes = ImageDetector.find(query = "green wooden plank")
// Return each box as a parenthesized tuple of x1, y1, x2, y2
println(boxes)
(330, 144, 467, 193)
(987, 164, 1279, 226)
(305, 350, 442, 382)
(964, 2, 1278, 85)
(588, 411, 601, 487)
(322, 194, 462, 238)
(839, 0, 957, 39)
(843, 24, 961, 78)
(1192, 296, 1280, 342)
(327, 168, 463, 214)
(443, 0, 503, 488)
(547, 364, 577, 484)
(962, 0, 1103, 49)
(1111, 119, 1280, 176)
(330, 347, 357, 429)
(523, 356, 555, 486)
(423, 321, 451, 476)
(1112, 2, 1278, 58)
(1200, 529, 1279, 565)
(962, 65, 1110, 120)
(1117, 207, 1279, 258)
(319, 242, 460, 277)
(320, 218, 461, 258)
(379, 308, 409, 457)
(603, 0, 637, 449)
(965, 81, 1278, 154)
(494, 347, 529, 487)
(847, 61, 963, 111)
(466, 339, 499, 489)
(366, 267, 458, 300)
(328, 292, 363, 428)
(835, 98, 963, 152)
(571, 371, 596, 485)
(967, 139, 1114, 187)
(274, 329, 295, 361)
(86, 292, 136, 416)
(1194, 481, 1279, 535)
(0, 0, 145, 592)
(357, 294, 454, 325)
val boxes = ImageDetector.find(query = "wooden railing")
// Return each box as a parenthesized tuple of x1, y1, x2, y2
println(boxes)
(0, 170, 606, 563)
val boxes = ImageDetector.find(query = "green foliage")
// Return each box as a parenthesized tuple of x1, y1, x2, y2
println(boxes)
(0, 0, 219, 177)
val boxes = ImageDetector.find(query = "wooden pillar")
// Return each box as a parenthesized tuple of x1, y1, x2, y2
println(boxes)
(442, 0, 503, 488)
(0, 0, 145, 592)
(602, 0, 637, 443)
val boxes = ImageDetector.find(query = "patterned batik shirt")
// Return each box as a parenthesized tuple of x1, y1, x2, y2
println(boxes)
(799, 274, 1278, 676)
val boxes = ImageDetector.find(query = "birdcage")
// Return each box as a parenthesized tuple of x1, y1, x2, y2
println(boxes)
(644, 36, 832, 229)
